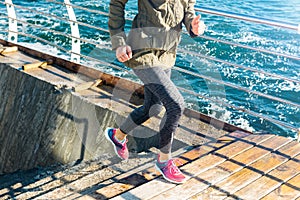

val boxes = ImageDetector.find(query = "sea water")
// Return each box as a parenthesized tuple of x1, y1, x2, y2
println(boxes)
(0, 0, 299, 138)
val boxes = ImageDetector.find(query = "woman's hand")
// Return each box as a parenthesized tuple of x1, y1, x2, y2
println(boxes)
(116, 45, 132, 62)
(191, 15, 206, 36)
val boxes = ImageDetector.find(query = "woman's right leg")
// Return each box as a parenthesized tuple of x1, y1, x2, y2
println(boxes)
(130, 67, 185, 154)
(119, 85, 164, 134)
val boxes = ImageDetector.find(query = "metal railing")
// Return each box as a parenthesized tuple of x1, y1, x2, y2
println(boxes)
(0, 0, 299, 136)
(195, 6, 300, 33)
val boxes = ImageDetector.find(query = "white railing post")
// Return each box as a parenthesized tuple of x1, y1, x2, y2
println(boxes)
(64, 0, 80, 63)
(5, 0, 18, 43)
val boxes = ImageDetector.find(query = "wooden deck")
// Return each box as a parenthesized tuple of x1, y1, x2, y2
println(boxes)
(0, 131, 298, 200)
(103, 131, 300, 200)
(0, 42, 299, 199)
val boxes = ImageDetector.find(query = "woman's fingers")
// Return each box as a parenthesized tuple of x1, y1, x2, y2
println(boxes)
(192, 15, 201, 26)
(198, 20, 206, 35)
(126, 45, 132, 59)
(192, 15, 206, 36)
(116, 45, 132, 62)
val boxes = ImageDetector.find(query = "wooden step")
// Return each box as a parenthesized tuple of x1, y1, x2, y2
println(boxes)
(89, 131, 249, 199)
(233, 153, 300, 199)
(5, 131, 299, 200)
(0, 46, 18, 55)
(261, 173, 300, 200)
(12, 159, 116, 199)
(150, 135, 292, 200)
(110, 132, 271, 200)
(111, 134, 300, 200)
(189, 136, 299, 199)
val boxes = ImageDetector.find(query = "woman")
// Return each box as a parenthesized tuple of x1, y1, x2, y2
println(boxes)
(105, 0, 206, 184)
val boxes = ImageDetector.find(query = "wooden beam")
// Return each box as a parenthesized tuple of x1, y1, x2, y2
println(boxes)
(72, 79, 103, 92)
(0, 46, 18, 55)
(22, 59, 53, 71)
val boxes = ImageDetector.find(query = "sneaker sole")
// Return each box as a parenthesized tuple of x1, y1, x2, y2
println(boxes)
(104, 128, 127, 160)
(155, 164, 186, 184)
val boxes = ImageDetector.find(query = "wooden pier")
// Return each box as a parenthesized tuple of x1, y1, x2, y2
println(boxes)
(0, 42, 299, 199)
(106, 131, 300, 200)
(1, 131, 298, 200)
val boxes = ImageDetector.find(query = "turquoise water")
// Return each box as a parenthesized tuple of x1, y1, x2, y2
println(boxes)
(0, 0, 299, 138)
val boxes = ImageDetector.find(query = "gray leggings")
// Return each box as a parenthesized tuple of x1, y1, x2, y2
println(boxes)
(120, 67, 185, 154)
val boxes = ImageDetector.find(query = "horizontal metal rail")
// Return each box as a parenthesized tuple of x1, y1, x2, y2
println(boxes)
(0, 2, 110, 33)
(3, 11, 298, 92)
(2, 1, 299, 63)
(177, 86, 299, 132)
(45, 0, 109, 17)
(198, 35, 300, 61)
(45, 0, 135, 21)
(0, 28, 127, 73)
(178, 48, 300, 85)
(3, 2, 297, 86)
(196, 6, 300, 33)
(173, 66, 300, 108)
(2, 27, 298, 133)
(4, 19, 297, 109)
(0, 13, 111, 50)
(0, 2, 298, 134)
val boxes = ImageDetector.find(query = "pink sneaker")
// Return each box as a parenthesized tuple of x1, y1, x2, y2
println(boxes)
(105, 128, 129, 160)
(155, 156, 186, 184)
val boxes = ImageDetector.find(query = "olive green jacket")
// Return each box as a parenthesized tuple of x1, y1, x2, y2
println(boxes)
(108, 0, 197, 68)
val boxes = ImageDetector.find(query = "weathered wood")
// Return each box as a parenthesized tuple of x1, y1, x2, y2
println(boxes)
(191, 138, 298, 200)
(0, 46, 18, 54)
(220, 140, 295, 191)
(112, 133, 268, 200)
(95, 132, 248, 199)
(0, 38, 252, 134)
(261, 173, 300, 200)
(22, 59, 53, 71)
(36, 167, 120, 200)
(234, 154, 300, 199)
(214, 134, 274, 158)
(149, 135, 287, 200)
(188, 187, 227, 200)
(73, 79, 103, 92)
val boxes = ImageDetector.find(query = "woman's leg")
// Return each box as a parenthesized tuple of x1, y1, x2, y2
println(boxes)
(119, 84, 164, 134)
(129, 67, 185, 155)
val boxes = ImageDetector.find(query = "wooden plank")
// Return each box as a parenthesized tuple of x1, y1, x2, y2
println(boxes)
(111, 179, 175, 200)
(0, 39, 255, 135)
(112, 133, 270, 200)
(73, 79, 102, 92)
(214, 134, 274, 158)
(22, 59, 53, 71)
(151, 135, 288, 200)
(0, 46, 18, 54)
(214, 137, 294, 191)
(35, 167, 120, 200)
(261, 173, 300, 200)
(233, 153, 300, 199)
(223, 197, 236, 200)
(189, 187, 228, 200)
(191, 138, 300, 200)
(94, 132, 249, 199)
